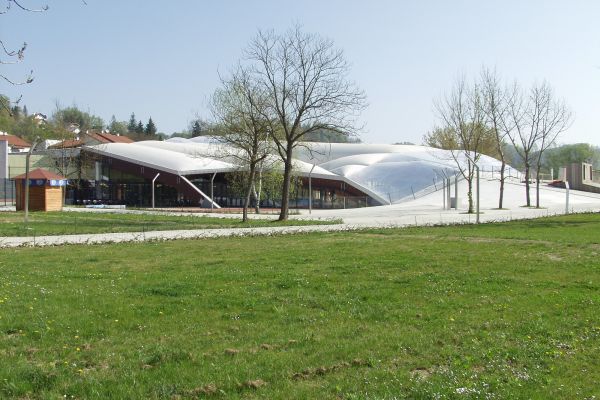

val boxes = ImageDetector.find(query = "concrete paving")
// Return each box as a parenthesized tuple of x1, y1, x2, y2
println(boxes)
(1, 174, 599, 248)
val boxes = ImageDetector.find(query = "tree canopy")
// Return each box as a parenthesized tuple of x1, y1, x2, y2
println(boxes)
(242, 25, 367, 220)
(52, 106, 104, 132)
(144, 117, 157, 136)
(542, 143, 600, 173)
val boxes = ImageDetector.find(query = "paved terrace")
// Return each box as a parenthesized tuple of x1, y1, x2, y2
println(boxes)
(1, 176, 599, 248)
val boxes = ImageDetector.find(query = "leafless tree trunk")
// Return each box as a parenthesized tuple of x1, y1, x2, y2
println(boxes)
(505, 82, 536, 206)
(480, 67, 510, 209)
(252, 163, 264, 214)
(1, 2, 51, 83)
(244, 25, 366, 220)
(435, 75, 485, 213)
(211, 65, 272, 222)
(506, 81, 572, 207)
(242, 168, 256, 222)
(529, 82, 572, 208)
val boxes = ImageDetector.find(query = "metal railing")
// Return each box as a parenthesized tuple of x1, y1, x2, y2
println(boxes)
(394, 175, 465, 204)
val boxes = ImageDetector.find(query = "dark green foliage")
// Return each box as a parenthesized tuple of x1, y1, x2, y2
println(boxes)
(0, 94, 64, 141)
(543, 143, 600, 173)
(127, 112, 137, 133)
(144, 117, 157, 136)
(301, 128, 360, 143)
(191, 120, 203, 137)
(108, 115, 127, 135)
(52, 106, 104, 131)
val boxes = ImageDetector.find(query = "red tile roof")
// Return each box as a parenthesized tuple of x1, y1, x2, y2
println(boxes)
(87, 131, 134, 144)
(0, 134, 31, 148)
(12, 168, 67, 181)
(48, 139, 85, 149)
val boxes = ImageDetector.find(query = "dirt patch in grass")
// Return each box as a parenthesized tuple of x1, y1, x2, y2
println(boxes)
(240, 379, 266, 389)
(459, 236, 554, 246)
(189, 384, 218, 396)
(410, 367, 432, 380)
(546, 254, 563, 262)
(292, 359, 371, 380)
(224, 348, 239, 356)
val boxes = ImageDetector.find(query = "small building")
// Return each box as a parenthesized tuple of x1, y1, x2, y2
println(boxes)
(0, 132, 31, 153)
(562, 162, 600, 194)
(13, 168, 67, 211)
(47, 131, 134, 151)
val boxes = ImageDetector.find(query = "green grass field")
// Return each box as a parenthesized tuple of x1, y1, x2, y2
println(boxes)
(0, 211, 339, 237)
(1, 213, 599, 399)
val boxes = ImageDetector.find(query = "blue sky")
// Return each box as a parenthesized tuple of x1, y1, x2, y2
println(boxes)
(1, 0, 599, 145)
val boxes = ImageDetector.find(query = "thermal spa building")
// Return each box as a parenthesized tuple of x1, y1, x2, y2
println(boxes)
(81, 137, 515, 209)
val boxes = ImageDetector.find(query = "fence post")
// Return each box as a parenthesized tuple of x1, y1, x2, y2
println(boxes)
(454, 174, 458, 210)
(442, 180, 446, 209)
(446, 178, 451, 210)
(565, 180, 570, 214)
(476, 165, 480, 224)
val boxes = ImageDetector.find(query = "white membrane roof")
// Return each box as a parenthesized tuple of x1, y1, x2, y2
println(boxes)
(86, 139, 518, 205)
(85, 142, 237, 175)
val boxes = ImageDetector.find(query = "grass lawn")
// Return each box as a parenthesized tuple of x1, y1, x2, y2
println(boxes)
(0, 211, 339, 237)
(0, 213, 599, 399)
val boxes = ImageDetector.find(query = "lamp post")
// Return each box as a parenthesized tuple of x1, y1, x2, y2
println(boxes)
(210, 172, 217, 211)
(308, 164, 316, 214)
(151, 173, 160, 209)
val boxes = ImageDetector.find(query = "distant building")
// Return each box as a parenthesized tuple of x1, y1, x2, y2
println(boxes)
(560, 163, 600, 194)
(0, 132, 31, 153)
(32, 113, 48, 125)
(48, 131, 134, 150)
(80, 138, 515, 208)
(84, 131, 134, 145)
(13, 168, 67, 211)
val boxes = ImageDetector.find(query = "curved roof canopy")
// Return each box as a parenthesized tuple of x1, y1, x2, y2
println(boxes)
(86, 139, 516, 205)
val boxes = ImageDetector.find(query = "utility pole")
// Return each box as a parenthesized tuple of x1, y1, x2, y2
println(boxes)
(24, 138, 40, 225)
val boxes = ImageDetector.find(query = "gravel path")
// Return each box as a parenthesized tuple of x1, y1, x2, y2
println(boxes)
(1, 177, 598, 248)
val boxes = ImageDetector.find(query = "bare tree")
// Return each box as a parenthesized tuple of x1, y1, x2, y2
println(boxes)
(529, 82, 572, 208)
(244, 25, 366, 220)
(0, 0, 44, 113)
(1, 1, 85, 113)
(211, 65, 273, 222)
(505, 82, 536, 206)
(1, 2, 48, 82)
(480, 67, 511, 209)
(434, 75, 487, 213)
(506, 81, 572, 207)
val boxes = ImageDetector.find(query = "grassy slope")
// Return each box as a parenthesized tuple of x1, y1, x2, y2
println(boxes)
(0, 214, 599, 399)
(0, 211, 338, 236)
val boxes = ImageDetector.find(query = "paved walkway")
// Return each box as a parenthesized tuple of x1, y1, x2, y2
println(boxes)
(1, 176, 599, 248)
